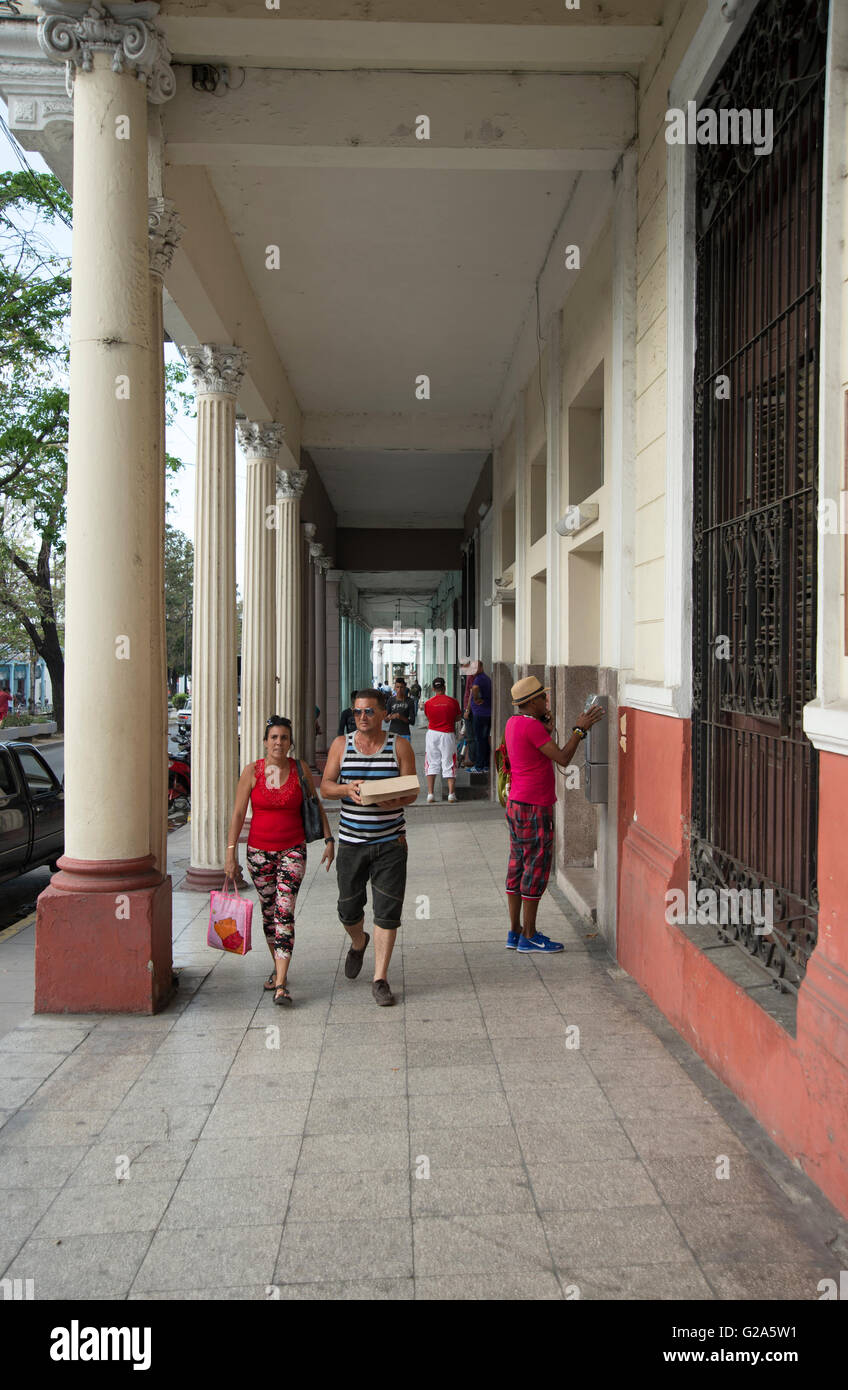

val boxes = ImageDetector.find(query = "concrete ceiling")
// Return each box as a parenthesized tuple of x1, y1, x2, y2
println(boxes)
(349, 569, 457, 626)
(311, 448, 487, 527)
(210, 165, 579, 420)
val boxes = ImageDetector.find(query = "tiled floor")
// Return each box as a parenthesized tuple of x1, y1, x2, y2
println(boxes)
(1, 730, 846, 1300)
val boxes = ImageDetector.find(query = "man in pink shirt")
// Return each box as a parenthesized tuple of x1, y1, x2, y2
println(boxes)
(503, 675, 604, 953)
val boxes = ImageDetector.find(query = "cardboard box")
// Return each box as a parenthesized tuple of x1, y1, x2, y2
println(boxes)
(358, 775, 420, 805)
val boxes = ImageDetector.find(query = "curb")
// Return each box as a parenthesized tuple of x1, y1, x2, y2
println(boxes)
(0, 909, 37, 944)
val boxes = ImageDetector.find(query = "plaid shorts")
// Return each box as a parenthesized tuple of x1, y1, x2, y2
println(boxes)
(505, 800, 554, 899)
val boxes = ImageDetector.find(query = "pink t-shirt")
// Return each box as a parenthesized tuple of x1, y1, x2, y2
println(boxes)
(505, 714, 556, 806)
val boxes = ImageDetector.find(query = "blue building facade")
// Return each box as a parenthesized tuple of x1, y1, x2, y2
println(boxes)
(0, 655, 51, 710)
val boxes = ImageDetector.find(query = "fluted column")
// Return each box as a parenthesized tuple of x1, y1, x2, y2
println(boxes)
(325, 569, 341, 736)
(315, 554, 331, 753)
(303, 525, 318, 768)
(238, 422, 284, 771)
(276, 469, 308, 752)
(339, 599, 352, 714)
(34, 1, 175, 1013)
(183, 345, 247, 891)
(148, 197, 183, 877)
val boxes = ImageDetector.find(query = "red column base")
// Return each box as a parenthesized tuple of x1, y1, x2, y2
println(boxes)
(35, 855, 173, 1015)
(183, 864, 245, 892)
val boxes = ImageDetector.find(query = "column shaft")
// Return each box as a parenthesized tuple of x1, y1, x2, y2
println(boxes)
(64, 60, 152, 860)
(275, 470, 308, 752)
(303, 529, 318, 767)
(184, 347, 246, 890)
(239, 424, 283, 770)
(148, 198, 182, 876)
(315, 558, 329, 754)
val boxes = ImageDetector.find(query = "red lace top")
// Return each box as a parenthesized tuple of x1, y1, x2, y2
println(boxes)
(247, 757, 305, 851)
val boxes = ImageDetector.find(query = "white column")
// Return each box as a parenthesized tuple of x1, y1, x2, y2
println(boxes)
(315, 554, 330, 753)
(237, 421, 284, 770)
(148, 196, 183, 876)
(34, 2, 176, 1013)
(325, 568, 341, 736)
(55, 52, 154, 861)
(183, 345, 247, 891)
(275, 468, 308, 748)
(302, 523, 317, 767)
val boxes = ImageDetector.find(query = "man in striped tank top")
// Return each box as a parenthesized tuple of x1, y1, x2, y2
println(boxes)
(321, 690, 419, 1005)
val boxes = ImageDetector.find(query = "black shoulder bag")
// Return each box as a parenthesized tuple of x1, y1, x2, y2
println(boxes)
(295, 760, 324, 843)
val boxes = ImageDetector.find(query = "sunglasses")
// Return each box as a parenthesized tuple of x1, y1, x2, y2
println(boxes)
(354, 708, 377, 717)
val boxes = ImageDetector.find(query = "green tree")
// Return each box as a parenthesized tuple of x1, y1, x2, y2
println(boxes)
(0, 171, 70, 728)
(165, 523, 193, 689)
(0, 172, 191, 731)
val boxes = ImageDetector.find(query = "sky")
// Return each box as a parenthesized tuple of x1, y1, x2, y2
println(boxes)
(0, 107, 248, 591)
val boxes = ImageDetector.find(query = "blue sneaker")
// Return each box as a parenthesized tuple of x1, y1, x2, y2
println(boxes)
(516, 932, 564, 954)
(506, 931, 521, 950)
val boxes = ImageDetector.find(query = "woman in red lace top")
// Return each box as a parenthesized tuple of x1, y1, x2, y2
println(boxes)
(225, 716, 334, 1004)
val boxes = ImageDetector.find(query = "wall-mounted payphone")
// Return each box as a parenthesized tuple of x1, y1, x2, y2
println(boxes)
(583, 693, 609, 804)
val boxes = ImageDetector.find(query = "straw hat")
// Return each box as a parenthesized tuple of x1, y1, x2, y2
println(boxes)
(511, 675, 549, 706)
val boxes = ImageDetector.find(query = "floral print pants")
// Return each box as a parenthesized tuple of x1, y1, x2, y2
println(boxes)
(246, 844, 307, 958)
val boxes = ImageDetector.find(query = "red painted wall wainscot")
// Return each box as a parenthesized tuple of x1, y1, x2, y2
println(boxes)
(617, 707, 848, 1218)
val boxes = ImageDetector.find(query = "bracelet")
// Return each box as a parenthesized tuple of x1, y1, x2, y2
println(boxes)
(226, 843, 236, 848)
(324, 837, 334, 844)
(572, 727, 587, 741)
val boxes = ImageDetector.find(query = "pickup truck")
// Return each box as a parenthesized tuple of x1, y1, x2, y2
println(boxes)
(0, 741, 64, 884)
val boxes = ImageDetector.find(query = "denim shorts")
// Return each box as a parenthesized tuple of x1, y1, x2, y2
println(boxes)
(336, 836, 408, 930)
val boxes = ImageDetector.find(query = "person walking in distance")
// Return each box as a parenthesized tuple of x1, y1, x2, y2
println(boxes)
(225, 716, 335, 1004)
(320, 690, 418, 1006)
(408, 675, 422, 726)
(337, 690, 359, 737)
(463, 660, 492, 773)
(424, 676, 462, 803)
(386, 677, 415, 741)
(504, 676, 605, 953)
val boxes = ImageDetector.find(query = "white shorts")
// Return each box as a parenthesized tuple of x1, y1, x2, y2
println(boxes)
(425, 730, 457, 778)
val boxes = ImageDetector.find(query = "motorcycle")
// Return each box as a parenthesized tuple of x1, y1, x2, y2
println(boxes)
(168, 732, 191, 828)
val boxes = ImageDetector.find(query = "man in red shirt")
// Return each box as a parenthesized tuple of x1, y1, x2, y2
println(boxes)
(504, 675, 604, 953)
(423, 677, 462, 803)
(0, 685, 10, 721)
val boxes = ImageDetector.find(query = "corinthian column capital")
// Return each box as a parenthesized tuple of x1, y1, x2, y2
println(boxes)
(37, 1, 176, 105)
(308, 541, 324, 562)
(148, 197, 183, 281)
(236, 421, 285, 461)
(184, 344, 248, 399)
(316, 555, 333, 574)
(276, 468, 308, 501)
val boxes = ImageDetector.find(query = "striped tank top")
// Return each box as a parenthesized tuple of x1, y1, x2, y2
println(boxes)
(338, 731, 405, 845)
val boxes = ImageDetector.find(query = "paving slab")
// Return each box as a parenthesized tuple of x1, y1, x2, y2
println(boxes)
(4, 1231, 153, 1299)
(527, 1160, 663, 1212)
(273, 1217, 413, 1283)
(133, 1224, 283, 1293)
(565, 1263, 715, 1301)
(287, 1169, 410, 1221)
(414, 1271, 562, 1300)
(160, 1175, 293, 1230)
(296, 1129, 409, 1174)
(412, 1212, 554, 1278)
(33, 1178, 179, 1237)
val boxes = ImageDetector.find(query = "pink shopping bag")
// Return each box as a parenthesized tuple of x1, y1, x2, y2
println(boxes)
(207, 877, 253, 956)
